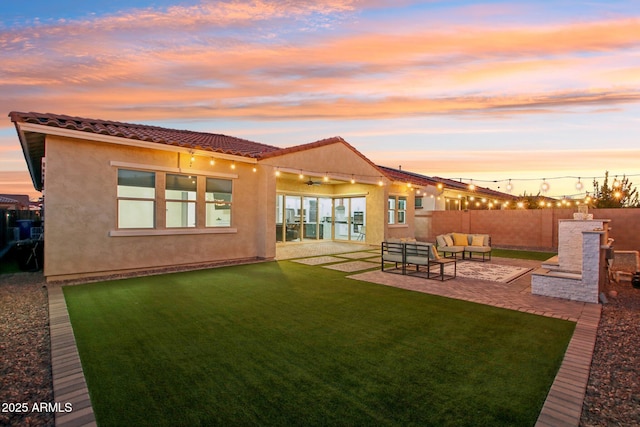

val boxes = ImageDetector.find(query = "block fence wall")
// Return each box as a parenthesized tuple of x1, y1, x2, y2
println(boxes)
(415, 208, 640, 252)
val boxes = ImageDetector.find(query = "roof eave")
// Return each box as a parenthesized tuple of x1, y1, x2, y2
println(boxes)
(14, 122, 44, 191)
(16, 122, 258, 164)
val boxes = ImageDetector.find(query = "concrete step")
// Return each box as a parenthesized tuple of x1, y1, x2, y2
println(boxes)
(541, 255, 559, 269)
(532, 267, 582, 281)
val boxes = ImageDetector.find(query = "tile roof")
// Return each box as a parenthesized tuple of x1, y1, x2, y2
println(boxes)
(378, 165, 517, 200)
(9, 111, 281, 158)
(377, 165, 440, 187)
(0, 196, 19, 204)
(259, 136, 347, 159)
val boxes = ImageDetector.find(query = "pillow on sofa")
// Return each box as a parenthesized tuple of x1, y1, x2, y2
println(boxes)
(471, 235, 485, 246)
(452, 233, 468, 246)
(443, 234, 454, 247)
(430, 245, 441, 260)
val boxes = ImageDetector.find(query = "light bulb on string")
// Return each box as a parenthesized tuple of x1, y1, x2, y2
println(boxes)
(506, 179, 513, 192)
(575, 178, 583, 191)
(540, 179, 550, 193)
(613, 176, 621, 188)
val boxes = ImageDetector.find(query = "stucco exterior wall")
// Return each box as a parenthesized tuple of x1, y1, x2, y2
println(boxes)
(43, 135, 272, 281)
(263, 142, 383, 181)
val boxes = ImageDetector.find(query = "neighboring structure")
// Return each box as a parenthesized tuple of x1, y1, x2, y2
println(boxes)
(378, 166, 517, 211)
(10, 111, 513, 281)
(0, 194, 31, 210)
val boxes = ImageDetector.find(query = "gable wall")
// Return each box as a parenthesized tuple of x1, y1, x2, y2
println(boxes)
(263, 142, 382, 180)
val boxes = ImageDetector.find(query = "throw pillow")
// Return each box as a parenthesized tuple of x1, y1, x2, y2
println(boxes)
(443, 234, 454, 246)
(430, 245, 441, 260)
(471, 235, 485, 246)
(452, 233, 468, 246)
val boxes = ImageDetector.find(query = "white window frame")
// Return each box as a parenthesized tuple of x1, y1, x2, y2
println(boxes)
(117, 169, 156, 229)
(110, 161, 238, 236)
(206, 177, 233, 228)
(388, 195, 407, 225)
(165, 173, 197, 228)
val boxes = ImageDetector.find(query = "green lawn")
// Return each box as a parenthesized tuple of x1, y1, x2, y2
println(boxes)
(492, 248, 557, 261)
(64, 261, 574, 427)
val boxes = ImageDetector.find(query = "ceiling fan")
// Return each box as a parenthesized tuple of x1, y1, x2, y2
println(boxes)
(306, 180, 322, 186)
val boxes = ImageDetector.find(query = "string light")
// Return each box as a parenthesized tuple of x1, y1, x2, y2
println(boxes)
(258, 164, 638, 202)
(613, 176, 621, 188)
(540, 179, 550, 193)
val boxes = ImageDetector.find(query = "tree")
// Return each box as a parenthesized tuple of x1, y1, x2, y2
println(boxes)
(508, 191, 551, 209)
(592, 171, 639, 208)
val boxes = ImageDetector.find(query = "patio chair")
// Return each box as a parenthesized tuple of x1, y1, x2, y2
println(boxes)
(609, 250, 639, 283)
(404, 242, 432, 275)
(381, 241, 405, 274)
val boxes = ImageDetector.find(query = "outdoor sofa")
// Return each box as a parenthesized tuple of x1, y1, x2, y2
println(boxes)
(436, 232, 492, 262)
(381, 239, 456, 281)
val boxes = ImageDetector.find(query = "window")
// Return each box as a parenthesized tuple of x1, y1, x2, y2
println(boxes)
(206, 178, 232, 227)
(388, 197, 396, 224)
(114, 165, 236, 234)
(415, 194, 423, 209)
(388, 196, 407, 225)
(398, 197, 407, 224)
(117, 169, 155, 228)
(166, 174, 197, 228)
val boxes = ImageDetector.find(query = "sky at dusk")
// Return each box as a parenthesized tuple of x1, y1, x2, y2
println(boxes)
(1, 0, 639, 200)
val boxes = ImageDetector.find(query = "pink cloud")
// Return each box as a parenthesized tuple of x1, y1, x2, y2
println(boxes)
(0, 171, 41, 199)
(1, 3, 639, 122)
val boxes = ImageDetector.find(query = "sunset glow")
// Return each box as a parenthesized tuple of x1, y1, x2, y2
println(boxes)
(2, 0, 639, 199)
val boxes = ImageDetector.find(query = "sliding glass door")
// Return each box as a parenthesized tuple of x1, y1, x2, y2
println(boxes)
(276, 194, 365, 243)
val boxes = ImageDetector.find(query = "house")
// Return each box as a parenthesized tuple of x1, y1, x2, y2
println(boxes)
(0, 194, 31, 210)
(10, 111, 512, 282)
